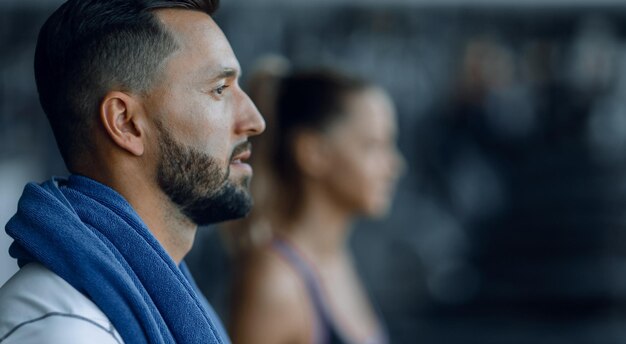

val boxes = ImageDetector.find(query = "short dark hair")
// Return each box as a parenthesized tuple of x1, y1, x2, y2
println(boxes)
(34, 0, 220, 170)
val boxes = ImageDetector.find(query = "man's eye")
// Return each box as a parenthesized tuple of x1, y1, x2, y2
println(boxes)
(214, 85, 229, 95)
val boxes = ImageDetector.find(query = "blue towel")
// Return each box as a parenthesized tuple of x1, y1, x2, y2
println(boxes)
(5, 175, 230, 344)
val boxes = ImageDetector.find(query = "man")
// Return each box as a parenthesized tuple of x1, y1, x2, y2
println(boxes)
(0, 0, 265, 343)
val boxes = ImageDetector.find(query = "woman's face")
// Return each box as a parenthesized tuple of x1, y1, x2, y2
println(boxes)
(320, 87, 405, 217)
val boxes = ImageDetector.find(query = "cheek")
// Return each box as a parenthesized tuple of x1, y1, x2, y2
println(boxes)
(325, 148, 381, 210)
(172, 97, 233, 163)
(338, 145, 388, 184)
(335, 146, 399, 214)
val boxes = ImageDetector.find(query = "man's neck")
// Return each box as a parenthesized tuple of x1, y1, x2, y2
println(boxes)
(133, 189, 197, 264)
(86, 166, 196, 264)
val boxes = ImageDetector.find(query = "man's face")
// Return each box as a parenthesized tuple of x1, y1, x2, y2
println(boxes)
(145, 9, 265, 225)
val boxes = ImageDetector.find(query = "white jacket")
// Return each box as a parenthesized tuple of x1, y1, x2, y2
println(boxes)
(0, 263, 124, 343)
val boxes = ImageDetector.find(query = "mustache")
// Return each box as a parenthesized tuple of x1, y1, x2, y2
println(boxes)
(230, 141, 252, 162)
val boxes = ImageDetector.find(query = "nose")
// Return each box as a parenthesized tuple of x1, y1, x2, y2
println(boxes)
(235, 89, 266, 137)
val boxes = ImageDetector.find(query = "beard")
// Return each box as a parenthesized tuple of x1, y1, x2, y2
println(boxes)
(155, 122, 253, 226)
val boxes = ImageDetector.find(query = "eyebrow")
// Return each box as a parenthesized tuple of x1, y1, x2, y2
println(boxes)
(207, 67, 239, 82)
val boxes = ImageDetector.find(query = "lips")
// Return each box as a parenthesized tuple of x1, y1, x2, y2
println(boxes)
(231, 150, 251, 164)
(230, 142, 252, 164)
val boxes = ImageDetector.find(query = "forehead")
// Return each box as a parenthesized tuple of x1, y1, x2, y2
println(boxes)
(155, 9, 240, 77)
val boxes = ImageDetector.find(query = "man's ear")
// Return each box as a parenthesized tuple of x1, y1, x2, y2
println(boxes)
(99, 91, 146, 157)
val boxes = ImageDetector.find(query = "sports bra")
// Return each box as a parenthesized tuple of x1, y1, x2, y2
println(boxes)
(271, 238, 388, 344)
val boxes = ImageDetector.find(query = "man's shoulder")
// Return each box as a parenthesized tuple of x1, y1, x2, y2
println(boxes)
(0, 263, 123, 343)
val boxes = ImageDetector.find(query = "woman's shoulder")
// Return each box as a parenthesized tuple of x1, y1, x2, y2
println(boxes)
(230, 245, 316, 344)
(235, 245, 308, 304)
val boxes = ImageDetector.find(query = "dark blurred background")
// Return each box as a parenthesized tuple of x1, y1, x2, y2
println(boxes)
(4, 1, 626, 343)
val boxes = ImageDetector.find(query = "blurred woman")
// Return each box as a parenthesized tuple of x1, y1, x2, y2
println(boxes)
(229, 66, 404, 344)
